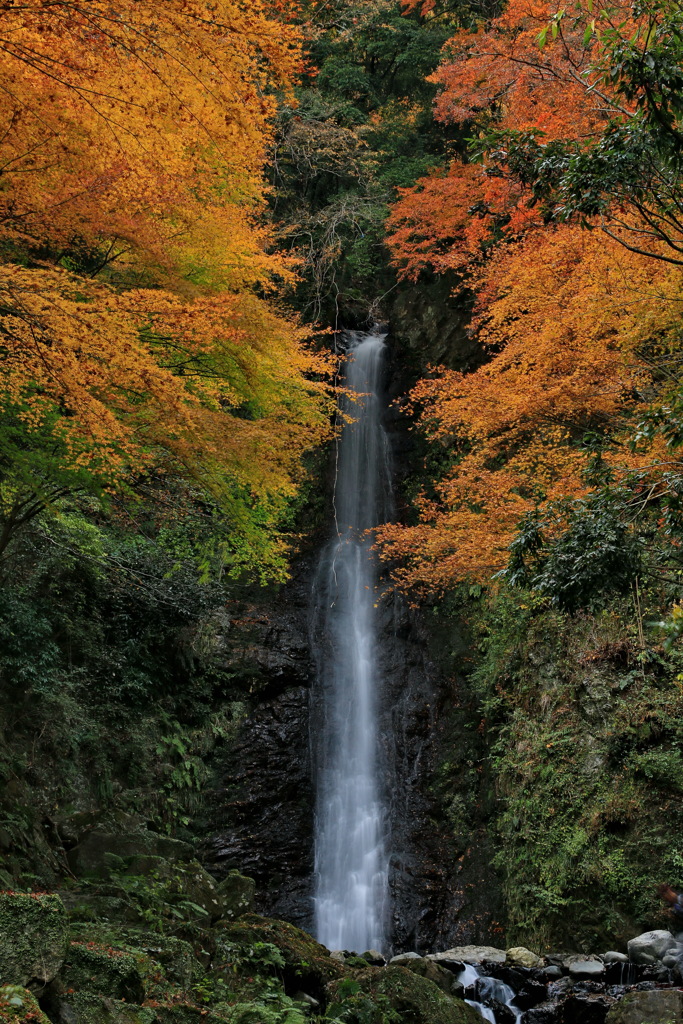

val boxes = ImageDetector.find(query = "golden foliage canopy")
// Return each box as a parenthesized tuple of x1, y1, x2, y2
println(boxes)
(0, 0, 332, 577)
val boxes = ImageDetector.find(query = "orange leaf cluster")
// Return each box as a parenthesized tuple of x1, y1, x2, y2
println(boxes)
(378, 226, 681, 591)
(377, 0, 683, 593)
(0, 0, 332, 573)
(388, 0, 641, 280)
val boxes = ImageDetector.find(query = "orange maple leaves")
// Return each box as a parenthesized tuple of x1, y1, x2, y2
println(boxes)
(376, 0, 683, 593)
(379, 224, 682, 591)
(0, 0, 332, 574)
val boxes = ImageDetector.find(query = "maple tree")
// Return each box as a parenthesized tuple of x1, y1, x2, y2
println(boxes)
(378, 223, 683, 593)
(0, 0, 332, 577)
(375, 0, 683, 596)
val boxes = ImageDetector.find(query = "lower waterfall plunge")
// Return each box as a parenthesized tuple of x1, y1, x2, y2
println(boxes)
(311, 330, 392, 953)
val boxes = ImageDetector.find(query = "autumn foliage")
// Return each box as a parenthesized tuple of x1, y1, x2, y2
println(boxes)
(0, 0, 331, 576)
(379, 0, 683, 592)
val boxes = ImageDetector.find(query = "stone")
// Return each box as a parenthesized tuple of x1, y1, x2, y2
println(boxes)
(488, 999, 516, 1024)
(362, 949, 386, 966)
(603, 952, 629, 964)
(427, 945, 507, 966)
(568, 958, 605, 980)
(542, 965, 563, 979)
(627, 930, 674, 965)
(398, 957, 465, 996)
(215, 871, 255, 920)
(390, 952, 422, 964)
(163, 861, 223, 922)
(345, 956, 372, 969)
(606, 988, 683, 1024)
(213, 913, 344, 999)
(52, 992, 156, 1024)
(0, 892, 68, 987)
(329, 951, 346, 963)
(506, 946, 541, 968)
(59, 942, 146, 1003)
(512, 977, 549, 1010)
(67, 816, 192, 880)
(564, 993, 614, 1024)
(292, 991, 320, 1009)
(524, 1003, 558, 1024)
(328, 965, 486, 1024)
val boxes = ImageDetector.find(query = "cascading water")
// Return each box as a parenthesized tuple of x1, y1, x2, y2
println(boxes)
(310, 330, 392, 953)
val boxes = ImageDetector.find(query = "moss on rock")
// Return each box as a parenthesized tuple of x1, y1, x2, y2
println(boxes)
(54, 992, 157, 1024)
(0, 892, 68, 986)
(214, 914, 343, 997)
(214, 873, 255, 921)
(0, 985, 52, 1024)
(60, 942, 148, 1003)
(328, 966, 484, 1024)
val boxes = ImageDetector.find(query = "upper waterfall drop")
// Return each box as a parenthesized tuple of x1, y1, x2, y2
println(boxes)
(310, 330, 392, 954)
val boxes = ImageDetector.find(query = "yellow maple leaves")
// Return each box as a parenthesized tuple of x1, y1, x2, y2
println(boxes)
(0, 0, 332, 576)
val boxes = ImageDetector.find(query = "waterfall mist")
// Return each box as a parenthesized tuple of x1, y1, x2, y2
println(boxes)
(310, 330, 392, 953)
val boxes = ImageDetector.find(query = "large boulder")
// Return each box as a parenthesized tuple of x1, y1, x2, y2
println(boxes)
(328, 965, 484, 1024)
(214, 872, 255, 921)
(396, 956, 464, 995)
(606, 988, 683, 1024)
(567, 957, 605, 980)
(59, 942, 147, 1003)
(213, 914, 343, 1002)
(66, 813, 192, 880)
(52, 991, 157, 1024)
(0, 892, 68, 987)
(627, 930, 674, 965)
(427, 945, 507, 966)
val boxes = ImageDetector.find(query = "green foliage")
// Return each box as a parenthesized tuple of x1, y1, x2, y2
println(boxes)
(326, 978, 401, 1024)
(505, 494, 644, 612)
(274, 2, 464, 322)
(466, 586, 683, 949)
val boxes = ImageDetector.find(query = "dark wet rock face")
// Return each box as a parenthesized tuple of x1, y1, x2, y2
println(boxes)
(200, 568, 317, 930)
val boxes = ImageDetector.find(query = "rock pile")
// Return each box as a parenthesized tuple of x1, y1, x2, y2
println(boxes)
(328, 934, 683, 1024)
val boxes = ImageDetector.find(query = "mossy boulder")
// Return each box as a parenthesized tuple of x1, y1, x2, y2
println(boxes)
(329, 966, 485, 1024)
(161, 861, 223, 922)
(211, 1004, 306, 1024)
(66, 815, 192, 881)
(0, 985, 52, 1024)
(129, 935, 198, 993)
(214, 872, 255, 921)
(53, 992, 157, 1024)
(397, 957, 462, 995)
(606, 988, 683, 1023)
(0, 892, 68, 986)
(214, 914, 343, 1000)
(59, 942, 147, 1002)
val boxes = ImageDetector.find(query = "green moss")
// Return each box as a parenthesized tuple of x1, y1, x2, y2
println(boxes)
(56, 992, 156, 1024)
(214, 914, 343, 993)
(328, 967, 483, 1024)
(61, 942, 148, 1003)
(0, 892, 68, 987)
(467, 588, 683, 950)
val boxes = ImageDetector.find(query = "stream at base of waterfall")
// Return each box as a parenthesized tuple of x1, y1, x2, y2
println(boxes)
(310, 331, 392, 954)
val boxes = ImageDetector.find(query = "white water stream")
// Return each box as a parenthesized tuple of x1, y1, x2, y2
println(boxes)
(311, 331, 392, 953)
(459, 964, 522, 1024)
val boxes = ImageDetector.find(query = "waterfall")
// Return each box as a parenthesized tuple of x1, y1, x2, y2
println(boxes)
(310, 330, 392, 953)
